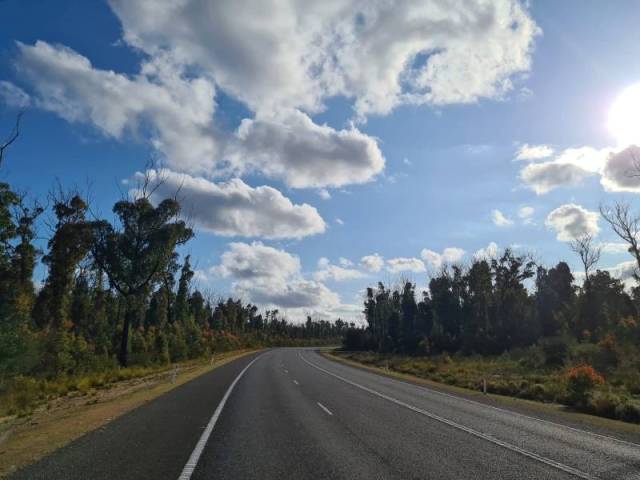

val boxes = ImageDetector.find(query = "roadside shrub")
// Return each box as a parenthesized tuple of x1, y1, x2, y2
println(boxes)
(566, 364, 604, 407)
(541, 337, 569, 366)
(75, 377, 92, 395)
(517, 348, 543, 369)
(615, 401, 640, 423)
(588, 390, 622, 419)
(1, 376, 41, 416)
(616, 317, 640, 345)
(572, 343, 618, 374)
(526, 383, 548, 401)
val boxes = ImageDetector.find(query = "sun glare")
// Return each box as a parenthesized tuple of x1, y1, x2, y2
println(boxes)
(608, 82, 640, 147)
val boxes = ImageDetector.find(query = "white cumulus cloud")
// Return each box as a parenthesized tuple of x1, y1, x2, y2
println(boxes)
(228, 109, 385, 188)
(474, 242, 499, 260)
(515, 144, 553, 161)
(15, 41, 219, 175)
(137, 169, 325, 239)
(545, 204, 600, 242)
(0, 81, 30, 108)
(518, 206, 534, 219)
(386, 257, 426, 274)
(519, 146, 613, 194)
(601, 145, 640, 192)
(314, 259, 366, 282)
(421, 247, 465, 268)
(491, 209, 513, 226)
(108, 0, 539, 118)
(212, 241, 359, 321)
(360, 253, 385, 272)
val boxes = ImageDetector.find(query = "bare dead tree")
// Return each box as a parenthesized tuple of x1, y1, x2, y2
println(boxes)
(569, 233, 602, 282)
(599, 202, 640, 279)
(0, 112, 23, 168)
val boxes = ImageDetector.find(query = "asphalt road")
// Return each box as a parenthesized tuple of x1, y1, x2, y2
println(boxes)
(12, 349, 640, 479)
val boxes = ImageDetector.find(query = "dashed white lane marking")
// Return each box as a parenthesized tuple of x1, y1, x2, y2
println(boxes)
(317, 402, 333, 416)
(299, 352, 597, 480)
(178, 354, 264, 480)
(293, 379, 299, 385)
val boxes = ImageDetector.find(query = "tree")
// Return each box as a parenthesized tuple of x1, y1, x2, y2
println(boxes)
(429, 267, 463, 352)
(0, 112, 23, 168)
(175, 255, 194, 325)
(491, 249, 537, 350)
(92, 196, 193, 366)
(399, 281, 418, 353)
(569, 234, 601, 282)
(600, 202, 640, 279)
(462, 259, 493, 353)
(575, 270, 634, 339)
(535, 262, 575, 337)
(40, 193, 93, 330)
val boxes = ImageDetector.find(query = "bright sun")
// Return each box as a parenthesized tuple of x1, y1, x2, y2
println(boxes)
(608, 82, 640, 147)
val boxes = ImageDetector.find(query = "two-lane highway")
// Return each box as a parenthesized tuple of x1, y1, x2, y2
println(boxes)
(190, 349, 640, 480)
(12, 348, 640, 479)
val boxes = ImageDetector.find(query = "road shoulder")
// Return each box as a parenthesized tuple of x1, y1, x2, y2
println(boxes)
(0, 349, 260, 478)
(322, 350, 640, 445)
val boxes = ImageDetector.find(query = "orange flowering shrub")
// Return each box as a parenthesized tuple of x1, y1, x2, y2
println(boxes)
(598, 333, 616, 351)
(617, 317, 639, 344)
(566, 364, 605, 407)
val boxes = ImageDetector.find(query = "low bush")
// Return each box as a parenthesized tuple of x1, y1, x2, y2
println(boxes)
(615, 401, 640, 423)
(540, 337, 570, 366)
(565, 364, 605, 408)
(588, 390, 622, 419)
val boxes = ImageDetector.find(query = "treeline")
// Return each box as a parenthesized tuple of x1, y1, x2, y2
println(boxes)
(0, 175, 346, 379)
(345, 248, 640, 356)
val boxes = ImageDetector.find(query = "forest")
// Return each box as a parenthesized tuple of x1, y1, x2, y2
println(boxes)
(0, 120, 346, 393)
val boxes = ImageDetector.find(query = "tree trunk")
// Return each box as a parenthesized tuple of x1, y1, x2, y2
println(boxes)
(118, 300, 136, 366)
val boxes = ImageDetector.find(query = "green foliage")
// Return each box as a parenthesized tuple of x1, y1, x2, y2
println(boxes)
(565, 364, 605, 407)
(541, 336, 570, 366)
(350, 246, 640, 422)
(0, 176, 344, 396)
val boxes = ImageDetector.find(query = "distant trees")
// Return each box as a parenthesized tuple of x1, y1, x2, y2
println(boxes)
(346, 247, 639, 356)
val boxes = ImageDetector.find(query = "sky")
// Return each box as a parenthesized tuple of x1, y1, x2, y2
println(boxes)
(2, 0, 640, 324)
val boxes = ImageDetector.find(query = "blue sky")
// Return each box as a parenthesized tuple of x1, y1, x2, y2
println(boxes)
(2, 0, 640, 322)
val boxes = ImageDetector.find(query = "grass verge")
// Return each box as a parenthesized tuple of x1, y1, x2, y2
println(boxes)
(325, 350, 640, 440)
(0, 349, 260, 478)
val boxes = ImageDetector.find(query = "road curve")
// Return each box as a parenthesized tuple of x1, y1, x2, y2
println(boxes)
(11, 348, 640, 479)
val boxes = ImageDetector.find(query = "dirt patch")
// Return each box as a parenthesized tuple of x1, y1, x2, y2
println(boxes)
(0, 350, 259, 478)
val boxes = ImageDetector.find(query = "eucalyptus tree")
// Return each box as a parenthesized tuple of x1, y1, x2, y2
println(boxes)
(92, 195, 193, 366)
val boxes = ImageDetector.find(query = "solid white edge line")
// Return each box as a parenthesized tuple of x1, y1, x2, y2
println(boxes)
(317, 402, 333, 416)
(178, 354, 264, 480)
(299, 352, 597, 480)
(320, 351, 640, 449)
